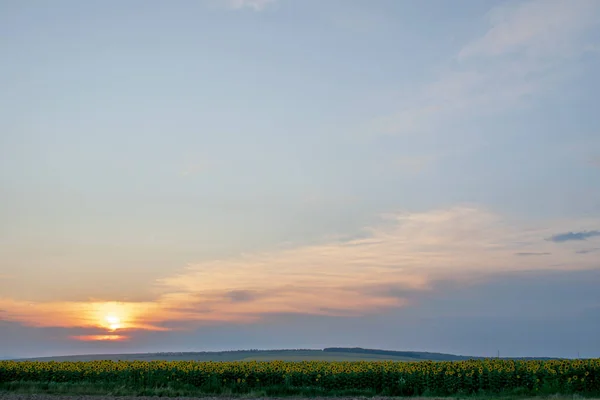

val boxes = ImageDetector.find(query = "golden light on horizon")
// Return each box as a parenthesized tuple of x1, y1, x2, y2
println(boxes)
(2, 206, 599, 345)
(90, 303, 134, 332)
(71, 335, 128, 342)
(104, 315, 122, 331)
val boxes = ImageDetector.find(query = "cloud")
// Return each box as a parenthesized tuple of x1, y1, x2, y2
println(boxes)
(70, 335, 129, 342)
(576, 248, 600, 254)
(514, 252, 551, 256)
(227, 0, 276, 11)
(457, 0, 600, 60)
(226, 290, 261, 303)
(369, 0, 600, 136)
(547, 230, 600, 242)
(2, 205, 599, 340)
(7, 269, 600, 359)
(0, 300, 170, 332)
(147, 207, 600, 327)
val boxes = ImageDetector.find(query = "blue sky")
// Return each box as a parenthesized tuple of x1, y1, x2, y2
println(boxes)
(1, 0, 599, 359)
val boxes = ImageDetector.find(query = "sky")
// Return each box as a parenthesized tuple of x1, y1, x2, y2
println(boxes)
(1, 0, 599, 359)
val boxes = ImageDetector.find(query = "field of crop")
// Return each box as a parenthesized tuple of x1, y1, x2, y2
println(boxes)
(1, 359, 599, 397)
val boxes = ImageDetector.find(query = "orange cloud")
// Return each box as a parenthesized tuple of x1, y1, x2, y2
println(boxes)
(0, 299, 169, 332)
(70, 335, 129, 342)
(2, 206, 599, 340)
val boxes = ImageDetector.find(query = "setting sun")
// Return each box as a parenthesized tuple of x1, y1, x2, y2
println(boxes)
(105, 315, 121, 331)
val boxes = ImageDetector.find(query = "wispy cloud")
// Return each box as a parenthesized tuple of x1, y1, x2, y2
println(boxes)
(70, 335, 129, 342)
(227, 0, 276, 11)
(576, 248, 600, 254)
(514, 252, 551, 256)
(548, 230, 600, 242)
(0, 300, 170, 336)
(4, 205, 598, 340)
(457, 0, 599, 60)
(124, 207, 600, 323)
(226, 290, 261, 303)
(370, 0, 600, 136)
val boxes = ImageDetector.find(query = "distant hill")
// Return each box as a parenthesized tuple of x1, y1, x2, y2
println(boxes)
(323, 348, 559, 361)
(12, 347, 563, 362)
(323, 347, 475, 361)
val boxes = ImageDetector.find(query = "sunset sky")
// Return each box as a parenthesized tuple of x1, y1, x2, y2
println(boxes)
(1, 0, 600, 359)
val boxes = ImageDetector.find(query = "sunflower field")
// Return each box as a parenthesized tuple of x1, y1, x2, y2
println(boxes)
(1, 358, 599, 396)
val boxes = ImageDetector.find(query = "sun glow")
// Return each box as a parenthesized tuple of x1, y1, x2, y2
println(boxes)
(105, 314, 122, 331)
(71, 334, 128, 342)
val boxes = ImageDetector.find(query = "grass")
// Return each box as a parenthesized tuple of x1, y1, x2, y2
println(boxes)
(2, 381, 600, 399)
(0, 381, 378, 397)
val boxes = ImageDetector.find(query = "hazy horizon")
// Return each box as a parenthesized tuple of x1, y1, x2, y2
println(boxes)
(1, 0, 600, 360)
(4, 346, 582, 361)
